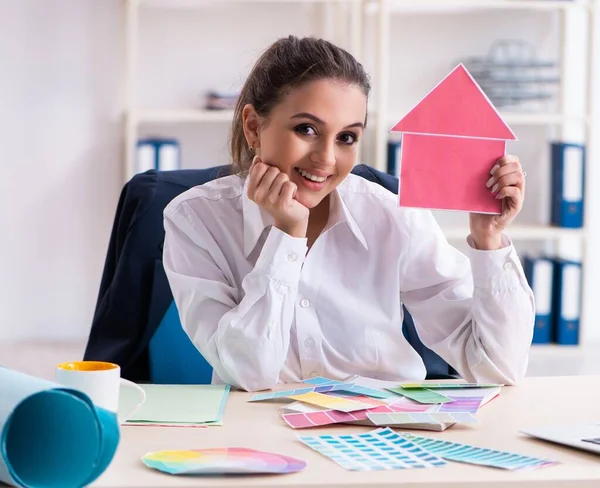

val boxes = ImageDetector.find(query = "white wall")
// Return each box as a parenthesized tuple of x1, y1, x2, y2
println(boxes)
(0, 1, 596, 342)
(0, 0, 122, 341)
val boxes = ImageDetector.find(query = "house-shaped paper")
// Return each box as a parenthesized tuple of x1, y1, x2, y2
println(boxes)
(390, 64, 517, 214)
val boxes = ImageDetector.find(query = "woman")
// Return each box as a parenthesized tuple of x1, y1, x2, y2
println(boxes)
(163, 36, 534, 392)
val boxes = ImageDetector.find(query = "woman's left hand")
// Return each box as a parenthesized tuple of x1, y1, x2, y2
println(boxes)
(469, 154, 526, 250)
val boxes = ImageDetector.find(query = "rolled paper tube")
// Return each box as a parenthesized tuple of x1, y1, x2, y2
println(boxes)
(0, 368, 119, 488)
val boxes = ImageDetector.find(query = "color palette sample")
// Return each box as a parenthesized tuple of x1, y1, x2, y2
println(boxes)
(303, 376, 343, 386)
(367, 412, 477, 426)
(250, 383, 391, 402)
(282, 399, 430, 429)
(387, 386, 453, 404)
(400, 383, 503, 389)
(403, 434, 558, 471)
(142, 448, 306, 475)
(289, 392, 375, 412)
(436, 396, 483, 414)
(298, 427, 446, 471)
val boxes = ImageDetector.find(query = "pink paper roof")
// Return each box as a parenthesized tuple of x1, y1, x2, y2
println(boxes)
(391, 64, 517, 141)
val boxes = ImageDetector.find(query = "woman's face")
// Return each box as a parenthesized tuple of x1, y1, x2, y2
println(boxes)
(250, 79, 367, 209)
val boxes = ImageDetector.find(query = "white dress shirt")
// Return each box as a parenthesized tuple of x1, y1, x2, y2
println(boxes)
(163, 173, 535, 392)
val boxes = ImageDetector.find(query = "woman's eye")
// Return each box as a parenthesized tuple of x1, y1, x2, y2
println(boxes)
(295, 124, 316, 136)
(338, 132, 358, 145)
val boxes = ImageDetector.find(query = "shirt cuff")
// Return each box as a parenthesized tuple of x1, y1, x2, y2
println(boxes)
(254, 226, 308, 287)
(467, 234, 524, 292)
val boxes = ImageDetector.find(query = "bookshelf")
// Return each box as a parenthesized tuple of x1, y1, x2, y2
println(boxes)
(122, 0, 600, 344)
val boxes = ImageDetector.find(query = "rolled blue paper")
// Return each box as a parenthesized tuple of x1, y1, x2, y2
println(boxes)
(0, 368, 120, 488)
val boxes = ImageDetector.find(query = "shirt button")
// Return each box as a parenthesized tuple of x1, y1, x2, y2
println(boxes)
(504, 262, 513, 271)
(309, 371, 319, 378)
(287, 252, 297, 262)
(304, 338, 315, 347)
(300, 299, 310, 308)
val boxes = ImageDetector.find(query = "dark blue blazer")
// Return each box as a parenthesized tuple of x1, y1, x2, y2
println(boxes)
(84, 164, 455, 382)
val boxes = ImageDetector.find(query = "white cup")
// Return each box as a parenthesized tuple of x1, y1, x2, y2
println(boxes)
(55, 360, 146, 423)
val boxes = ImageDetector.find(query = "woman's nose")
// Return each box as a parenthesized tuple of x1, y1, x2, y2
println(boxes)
(310, 138, 336, 166)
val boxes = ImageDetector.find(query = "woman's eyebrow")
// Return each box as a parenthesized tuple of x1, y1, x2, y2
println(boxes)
(290, 112, 364, 129)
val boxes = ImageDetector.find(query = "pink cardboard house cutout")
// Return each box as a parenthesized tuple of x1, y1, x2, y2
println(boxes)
(390, 64, 517, 214)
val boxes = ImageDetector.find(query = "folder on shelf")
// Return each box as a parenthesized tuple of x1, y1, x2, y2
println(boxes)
(136, 138, 181, 174)
(550, 142, 585, 228)
(523, 256, 555, 344)
(553, 258, 582, 345)
(387, 140, 401, 178)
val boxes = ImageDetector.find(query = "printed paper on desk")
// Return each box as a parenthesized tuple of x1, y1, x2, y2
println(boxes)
(390, 64, 517, 214)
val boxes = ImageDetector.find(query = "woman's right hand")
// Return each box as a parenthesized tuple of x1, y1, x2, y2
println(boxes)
(247, 157, 309, 238)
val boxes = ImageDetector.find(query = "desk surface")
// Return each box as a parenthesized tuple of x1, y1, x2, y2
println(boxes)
(94, 376, 600, 488)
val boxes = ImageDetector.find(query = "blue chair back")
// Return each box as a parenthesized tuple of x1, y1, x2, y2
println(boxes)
(148, 301, 213, 384)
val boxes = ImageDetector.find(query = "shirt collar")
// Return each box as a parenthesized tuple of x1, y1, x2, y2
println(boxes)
(242, 177, 368, 258)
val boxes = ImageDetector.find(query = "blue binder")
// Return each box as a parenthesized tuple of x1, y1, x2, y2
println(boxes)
(553, 258, 582, 345)
(550, 142, 585, 228)
(136, 138, 180, 174)
(523, 256, 555, 344)
(387, 140, 402, 178)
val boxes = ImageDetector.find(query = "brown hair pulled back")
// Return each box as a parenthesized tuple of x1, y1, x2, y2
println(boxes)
(230, 36, 370, 175)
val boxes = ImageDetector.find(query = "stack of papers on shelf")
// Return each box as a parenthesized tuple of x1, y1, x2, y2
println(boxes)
(124, 384, 230, 427)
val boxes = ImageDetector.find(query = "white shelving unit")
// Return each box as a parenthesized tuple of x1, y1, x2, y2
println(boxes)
(123, 0, 364, 183)
(122, 0, 600, 344)
(367, 0, 599, 346)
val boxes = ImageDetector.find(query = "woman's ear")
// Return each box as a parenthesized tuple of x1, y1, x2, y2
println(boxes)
(242, 104, 261, 151)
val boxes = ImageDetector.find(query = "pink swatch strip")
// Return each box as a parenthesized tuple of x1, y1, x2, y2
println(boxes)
(282, 400, 430, 429)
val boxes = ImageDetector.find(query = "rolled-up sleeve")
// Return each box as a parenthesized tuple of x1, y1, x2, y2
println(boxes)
(400, 209, 535, 385)
(163, 202, 307, 391)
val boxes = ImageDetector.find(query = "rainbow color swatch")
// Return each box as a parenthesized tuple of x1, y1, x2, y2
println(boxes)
(142, 448, 306, 475)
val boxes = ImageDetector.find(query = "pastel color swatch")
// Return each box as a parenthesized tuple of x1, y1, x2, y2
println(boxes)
(297, 427, 446, 471)
(289, 392, 374, 412)
(403, 434, 558, 471)
(400, 383, 503, 389)
(367, 412, 477, 426)
(282, 399, 430, 429)
(387, 386, 453, 404)
(142, 448, 306, 475)
(303, 376, 344, 386)
(250, 383, 392, 402)
(437, 396, 483, 414)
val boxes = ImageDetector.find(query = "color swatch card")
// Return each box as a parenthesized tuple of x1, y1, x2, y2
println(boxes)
(387, 386, 453, 404)
(400, 383, 503, 389)
(282, 398, 430, 429)
(435, 396, 483, 414)
(403, 434, 558, 471)
(303, 376, 344, 386)
(142, 448, 306, 475)
(250, 383, 392, 402)
(298, 427, 446, 471)
(367, 412, 477, 426)
(435, 387, 501, 409)
(289, 392, 374, 412)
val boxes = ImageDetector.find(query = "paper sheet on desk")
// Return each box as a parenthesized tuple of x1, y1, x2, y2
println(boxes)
(0, 367, 119, 488)
(125, 384, 230, 425)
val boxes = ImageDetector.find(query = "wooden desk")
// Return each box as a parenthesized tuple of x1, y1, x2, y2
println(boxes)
(94, 376, 600, 487)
